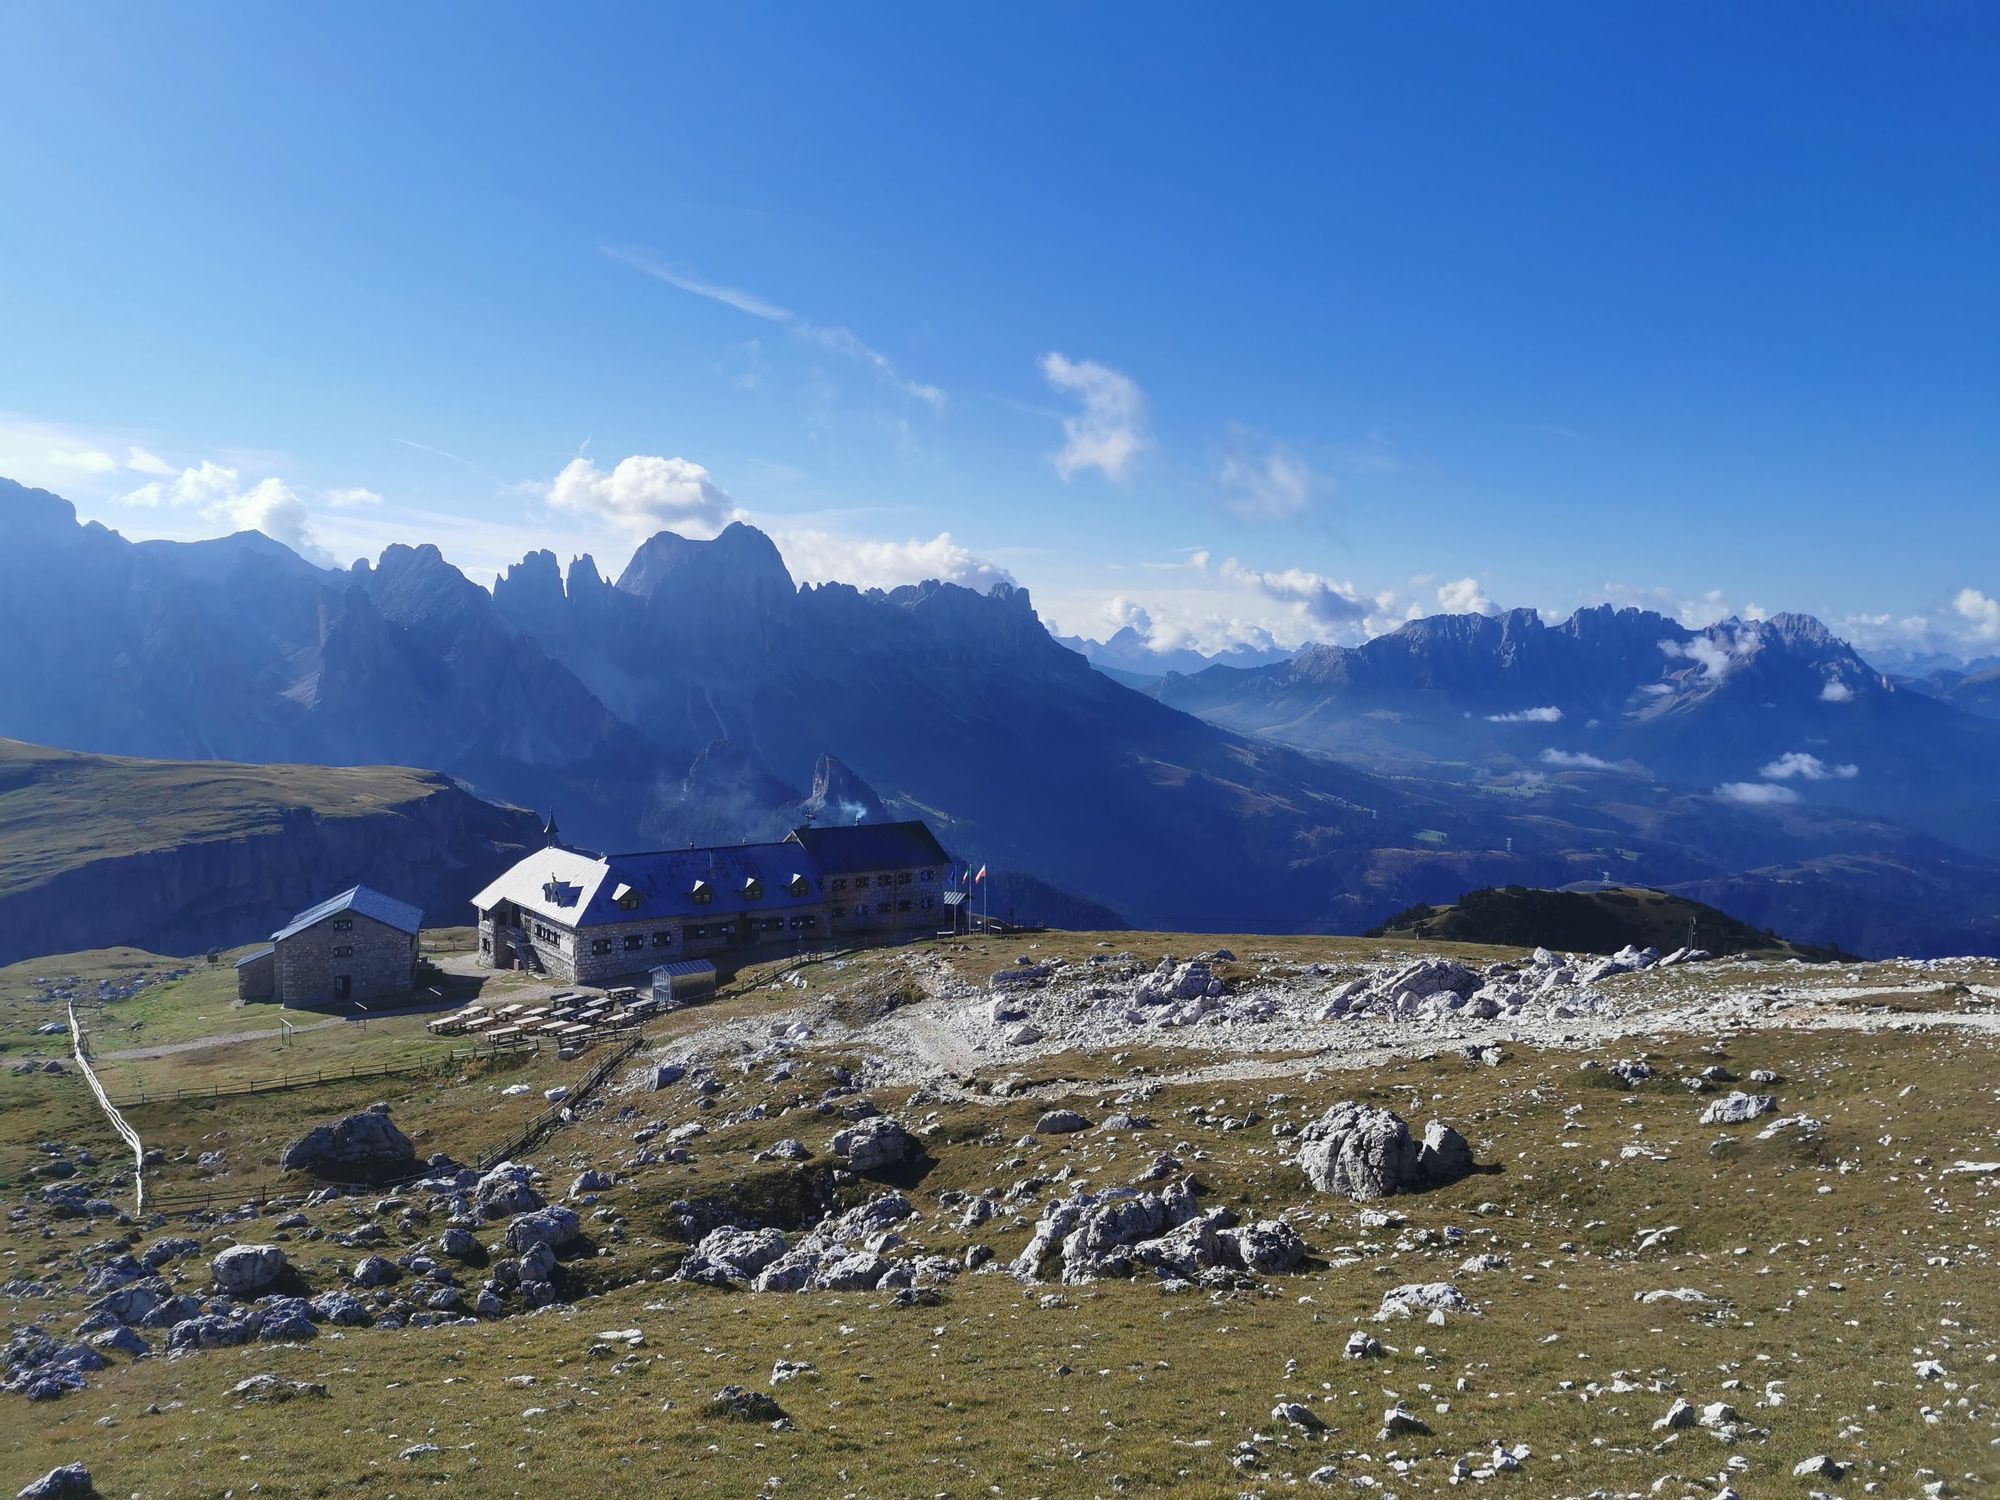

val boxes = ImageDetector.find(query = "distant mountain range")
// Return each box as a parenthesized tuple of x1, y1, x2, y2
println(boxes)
(1052, 627, 1295, 681)
(1152, 605, 2000, 860)
(4, 474, 1998, 957)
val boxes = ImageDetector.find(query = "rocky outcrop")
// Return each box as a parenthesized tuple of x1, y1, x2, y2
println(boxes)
(279, 1105, 416, 1180)
(210, 1244, 288, 1296)
(1294, 1103, 1476, 1199)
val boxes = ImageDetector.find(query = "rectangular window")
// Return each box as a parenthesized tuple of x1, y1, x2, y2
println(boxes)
(690, 925, 709, 939)
(591, 939, 611, 955)
(831, 877, 846, 891)
(331, 918, 353, 931)
(831, 906, 846, 920)
(876, 901, 891, 915)
(920, 869, 934, 882)
(898, 871, 912, 884)
(651, 931, 672, 948)
(332, 945, 354, 957)
(876, 874, 892, 888)
(623, 934, 643, 951)
(898, 900, 911, 913)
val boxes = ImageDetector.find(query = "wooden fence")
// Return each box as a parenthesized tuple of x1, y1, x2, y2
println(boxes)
(106, 1038, 545, 1108)
(137, 1031, 645, 1217)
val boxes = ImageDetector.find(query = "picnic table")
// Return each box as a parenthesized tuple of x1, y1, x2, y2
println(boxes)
(487, 1025, 524, 1044)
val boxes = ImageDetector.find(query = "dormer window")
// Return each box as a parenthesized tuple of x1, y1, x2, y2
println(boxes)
(613, 882, 642, 912)
(786, 873, 809, 898)
(691, 879, 714, 906)
(741, 877, 764, 901)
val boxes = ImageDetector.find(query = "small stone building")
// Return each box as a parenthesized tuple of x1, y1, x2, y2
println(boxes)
(236, 885, 423, 1008)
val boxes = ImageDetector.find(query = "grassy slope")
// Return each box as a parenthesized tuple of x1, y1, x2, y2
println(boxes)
(1368, 884, 1817, 958)
(0, 737, 444, 898)
(1, 931, 1996, 1496)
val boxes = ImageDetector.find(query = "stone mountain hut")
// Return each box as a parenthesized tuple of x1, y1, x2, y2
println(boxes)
(236, 885, 424, 1008)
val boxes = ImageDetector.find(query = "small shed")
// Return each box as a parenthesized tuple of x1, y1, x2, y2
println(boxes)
(651, 959, 718, 1010)
(235, 945, 277, 1002)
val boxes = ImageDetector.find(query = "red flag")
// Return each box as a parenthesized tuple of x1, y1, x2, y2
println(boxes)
(974, 864, 987, 883)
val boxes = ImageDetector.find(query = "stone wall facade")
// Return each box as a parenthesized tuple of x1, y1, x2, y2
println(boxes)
(273, 910, 417, 1009)
(825, 864, 945, 937)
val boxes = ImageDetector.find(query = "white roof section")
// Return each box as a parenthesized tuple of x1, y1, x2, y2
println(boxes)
(471, 846, 617, 927)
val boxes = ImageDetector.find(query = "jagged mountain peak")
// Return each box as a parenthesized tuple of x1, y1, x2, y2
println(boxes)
(616, 520, 795, 599)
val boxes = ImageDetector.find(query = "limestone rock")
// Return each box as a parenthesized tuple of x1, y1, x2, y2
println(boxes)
(16, 1465, 94, 1499)
(1294, 1103, 1420, 1200)
(279, 1104, 415, 1180)
(1034, 1109, 1090, 1135)
(1700, 1091, 1779, 1126)
(829, 1115, 914, 1171)
(472, 1161, 545, 1220)
(210, 1244, 287, 1296)
(505, 1206, 581, 1254)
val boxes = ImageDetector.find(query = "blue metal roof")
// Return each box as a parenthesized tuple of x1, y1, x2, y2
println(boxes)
(271, 885, 424, 944)
(234, 944, 275, 967)
(787, 820, 950, 875)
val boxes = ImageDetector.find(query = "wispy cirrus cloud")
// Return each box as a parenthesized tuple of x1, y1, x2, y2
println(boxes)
(606, 245, 945, 409)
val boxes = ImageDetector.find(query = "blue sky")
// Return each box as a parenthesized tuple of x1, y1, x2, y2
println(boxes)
(2, 2, 1996, 661)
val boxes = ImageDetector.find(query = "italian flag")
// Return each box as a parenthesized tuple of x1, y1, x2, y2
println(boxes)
(974, 864, 987, 883)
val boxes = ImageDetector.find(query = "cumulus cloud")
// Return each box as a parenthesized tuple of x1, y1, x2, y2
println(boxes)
(1716, 780, 1800, 807)
(1760, 751, 1859, 782)
(118, 460, 325, 560)
(774, 529, 1013, 593)
(1102, 596, 1153, 635)
(1437, 576, 1499, 616)
(323, 486, 384, 508)
(1218, 427, 1323, 522)
(1955, 588, 2000, 643)
(606, 246, 945, 409)
(546, 455, 738, 537)
(1040, 353, 1150, 481)
(1820, 678, 1854, 703)
(1660, 627, 1757, 683)
(1219, 557, 1370, 627)
(1486, 706, 1563, 723)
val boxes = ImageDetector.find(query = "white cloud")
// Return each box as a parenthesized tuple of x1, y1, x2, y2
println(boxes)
(1819, 678, 1854, 703)
(1760, 751, 1859, 782)
(546, 455, 738, 537)
(124, 446, 176, 476)
(324, 486, 384, 509)
(1218, 427, 1323, 522)
(1539, 749, 1616, 770)
(1486, 706, 1563, 723)
(1661, 628, 1755, 683)
(1437, 576, 1498, 616)
(1955, 588, 2000, 643)
(48, 447, 117, 473)
(774, 528, 1013, 593)
(115, 459, 326, 561)
(606, 246, 945, 409)
(1716, 780, 1800, 807)
(1220, 557, 1370, 628)
(1102, 596, 1153, 635)
(1040, 353, 1150, 481)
